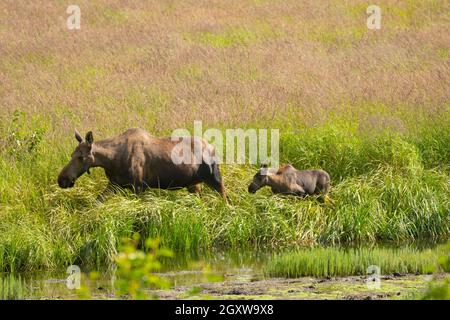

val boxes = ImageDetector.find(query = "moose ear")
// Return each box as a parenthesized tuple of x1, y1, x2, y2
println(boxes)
(85, 131, 94, 145)
(75, 129, 83, 143)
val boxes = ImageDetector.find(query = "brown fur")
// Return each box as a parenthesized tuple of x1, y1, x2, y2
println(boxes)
(248, 164, 330, 197)
(58, 128, 226, 198)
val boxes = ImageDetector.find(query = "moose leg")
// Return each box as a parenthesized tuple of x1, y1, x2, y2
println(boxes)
(131, 158, 145, 194)
(132, 178, 145, 194)
(200, 162, 227, 200)
(187, 183, 202, 193)
(292, 185, 306, 198)
(97, 182, 117, 202)
(131, 175, 144, 194)
(205, 179, 226, 199)
(315, 174, 332, 204)
(315, 173, 331, 194)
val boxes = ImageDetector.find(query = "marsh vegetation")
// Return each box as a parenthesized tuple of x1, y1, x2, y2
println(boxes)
(0, 0, 448, 298)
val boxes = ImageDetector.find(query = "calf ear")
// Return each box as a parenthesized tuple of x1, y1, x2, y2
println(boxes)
(85, 131, 94, 145)
(75, 129, 83, 143)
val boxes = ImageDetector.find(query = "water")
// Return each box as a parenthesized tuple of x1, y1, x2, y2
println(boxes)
(0, 243, 444, 300)
(0, 250, 270, 300)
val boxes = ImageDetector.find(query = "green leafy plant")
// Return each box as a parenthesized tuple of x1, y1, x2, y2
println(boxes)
(114, 234, 173, 299)
(2, 110, 45, 160)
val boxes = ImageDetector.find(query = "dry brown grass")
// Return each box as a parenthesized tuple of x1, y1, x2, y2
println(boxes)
(0, 0, 448, 138)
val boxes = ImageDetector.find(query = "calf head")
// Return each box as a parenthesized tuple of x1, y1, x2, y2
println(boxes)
(248, 164, 271, 193)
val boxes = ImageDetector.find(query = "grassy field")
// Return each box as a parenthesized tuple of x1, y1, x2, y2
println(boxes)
(0, 0, 449, 272)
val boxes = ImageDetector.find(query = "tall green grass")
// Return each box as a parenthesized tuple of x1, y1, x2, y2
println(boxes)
(0, 110, 449, 272)
(264, 245, 446, 278)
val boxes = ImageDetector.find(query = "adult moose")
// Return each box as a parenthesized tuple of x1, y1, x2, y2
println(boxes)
(58, 129, 226, 199)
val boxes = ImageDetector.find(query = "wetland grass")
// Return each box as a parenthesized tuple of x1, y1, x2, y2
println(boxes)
(0, 121, 448, 272)
(0, 0, 449, 272)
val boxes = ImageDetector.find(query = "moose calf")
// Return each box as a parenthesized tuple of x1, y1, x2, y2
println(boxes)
(248, 164, 331, 198)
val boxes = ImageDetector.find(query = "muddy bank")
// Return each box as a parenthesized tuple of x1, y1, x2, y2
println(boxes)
(5, 272, 437, 300)
(153, 274, 434, 300)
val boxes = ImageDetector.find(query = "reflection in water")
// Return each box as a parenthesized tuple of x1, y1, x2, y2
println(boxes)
(0, 274, 25, 299)
(0, 243, 444, 300)
(0, 249, 270, 299)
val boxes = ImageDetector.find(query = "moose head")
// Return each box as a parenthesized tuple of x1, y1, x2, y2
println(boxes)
(57, 130, 95, 188)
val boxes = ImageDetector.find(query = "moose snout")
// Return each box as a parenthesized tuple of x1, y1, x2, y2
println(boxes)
(58, 175, 75, 188)
(248, 183, 257, 193)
